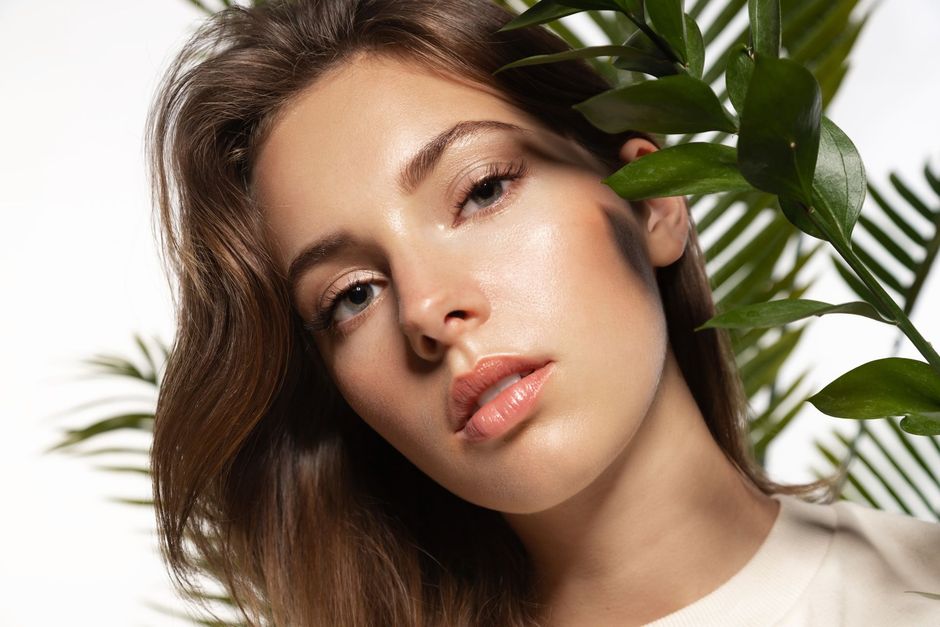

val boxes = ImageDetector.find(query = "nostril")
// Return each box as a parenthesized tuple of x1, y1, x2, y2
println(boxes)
(447, 310, 468, 320)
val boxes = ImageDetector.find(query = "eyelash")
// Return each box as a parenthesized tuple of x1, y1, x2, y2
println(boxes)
(303, 270, 381, 335)
(452, 159, 529, 218)
(304, 159, 529, 335)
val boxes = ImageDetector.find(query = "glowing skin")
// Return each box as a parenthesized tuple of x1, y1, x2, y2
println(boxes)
(255, 56, 779, 626)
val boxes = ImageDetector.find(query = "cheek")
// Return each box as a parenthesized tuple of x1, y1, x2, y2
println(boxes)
(325, 326, 438, 456)
(329, 341, 402, 422)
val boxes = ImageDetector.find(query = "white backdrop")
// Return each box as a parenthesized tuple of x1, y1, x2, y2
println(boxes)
(1, 1, 938, 625)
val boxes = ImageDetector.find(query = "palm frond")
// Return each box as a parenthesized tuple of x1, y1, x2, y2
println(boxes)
(45, 413, 154, 453)
(47, 334, 161, 454)
(816, 419, 940, 520)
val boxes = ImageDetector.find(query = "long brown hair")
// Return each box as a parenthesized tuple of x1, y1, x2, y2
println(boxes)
(148, 1, 833, 624)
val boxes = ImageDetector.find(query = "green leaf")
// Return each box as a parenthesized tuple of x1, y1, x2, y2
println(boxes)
(900, 412, 940, 436)
(73, 446, 151, 457)
(560, 0, 626, 10)
(810, 116, 866, 243)
(574, 74, 737, 134)
(698, 298, 891, 330)
(645, 0, 687, 63)
(778, 195, 826, 240)
(738, 55, 822, 204)
(613, 48, 680, 77)
(94, 465, 151, 476)
(777, 117, 865, 244)
(809, 358, 940, 420)
(725, 43, 754, 114)
(45, 413, 155, 453)
(838, 426, 938, 516)
(683, 13, 705, 79)
(711, 212, 789, 292)
(739, 327, 805, 397)
(615, 29, 679, 76)
(604, 143, 753, 199)
(497, 45, 654, 72)
(498, 1, 580, 31)
(616, 0, 644, 18)
(185, 0, 213, 14)
(748, 0, 781, 58)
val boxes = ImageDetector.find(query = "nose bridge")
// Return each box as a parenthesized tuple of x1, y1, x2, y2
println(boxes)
(393, 237, 487, 353)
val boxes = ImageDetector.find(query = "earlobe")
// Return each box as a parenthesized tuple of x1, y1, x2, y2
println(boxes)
(644, 195, 690, 267)
(618, 137, 690, 268)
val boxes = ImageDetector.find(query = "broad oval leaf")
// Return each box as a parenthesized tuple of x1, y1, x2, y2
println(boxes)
(776, 117, 866, 245)
(616, 29, 678, 76)
(808, 358, 940, 420)
(645, 0, 687, 64)
(615, 0, 644, 17)
(683, 13, 705, 79)
(738, 55, 822, 204)
(614, 47, 680, 77)
(778, 195, 827, 240)
(575, 74, 737, 134)
(496, 45, 655, 73)
(498, 1, 579, 31)
(900, 412, 940, 436)
(748, 0, 781, 58)
(499, 0, 628, 31)
(604, 143, 753, 199)
(558, 0, 623, 7)
(725, 44, 754, 114)
(812, 116, 867, 244)
(698, 298, 892, 330)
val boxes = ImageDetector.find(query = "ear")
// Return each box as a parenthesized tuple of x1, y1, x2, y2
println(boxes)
(619, 137, 690, 268)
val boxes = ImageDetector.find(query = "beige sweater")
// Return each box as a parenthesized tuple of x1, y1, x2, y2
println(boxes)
(646, 492, 940, 626)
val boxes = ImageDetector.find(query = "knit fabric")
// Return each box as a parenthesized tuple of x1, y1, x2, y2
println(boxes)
(645, 492, 940, 626)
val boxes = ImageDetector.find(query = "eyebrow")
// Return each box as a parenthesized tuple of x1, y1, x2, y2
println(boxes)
(286, 119, 525, 301)
(398, 119, 524, 194)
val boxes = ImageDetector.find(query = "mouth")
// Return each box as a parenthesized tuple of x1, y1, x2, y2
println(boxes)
(448, 355, 553, 434)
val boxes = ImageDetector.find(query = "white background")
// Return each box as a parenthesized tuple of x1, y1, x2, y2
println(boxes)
(1, 1, 938, 625)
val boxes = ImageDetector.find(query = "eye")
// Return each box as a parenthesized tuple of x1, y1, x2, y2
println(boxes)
(455, 160, 528, 219)
(305, 272, 386, 334)
(461, 177, 509, 216)
(331, 281, 383, 323)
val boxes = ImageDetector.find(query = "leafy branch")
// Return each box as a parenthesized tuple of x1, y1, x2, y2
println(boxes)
(500, 0, 940, 437)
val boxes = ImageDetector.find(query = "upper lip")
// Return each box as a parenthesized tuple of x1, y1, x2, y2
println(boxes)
(448, 354, 550, 432)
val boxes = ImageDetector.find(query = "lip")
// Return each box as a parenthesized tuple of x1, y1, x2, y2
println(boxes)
(449, 355, 554, 436)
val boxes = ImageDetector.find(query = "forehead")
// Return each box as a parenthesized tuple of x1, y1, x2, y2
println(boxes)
(252, 56, 537, 259)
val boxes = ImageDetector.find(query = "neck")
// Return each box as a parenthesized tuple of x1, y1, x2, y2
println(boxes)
(502, 351, 779, 626)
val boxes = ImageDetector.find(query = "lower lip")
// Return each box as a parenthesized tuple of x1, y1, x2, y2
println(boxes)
(458, 362, 555, 443)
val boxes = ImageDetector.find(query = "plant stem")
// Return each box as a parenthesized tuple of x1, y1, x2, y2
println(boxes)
(805, 208, 940, 374)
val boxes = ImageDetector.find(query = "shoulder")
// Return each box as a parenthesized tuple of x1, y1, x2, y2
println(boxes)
(774, 493, 940, 626)
(828, 496, 940, 574)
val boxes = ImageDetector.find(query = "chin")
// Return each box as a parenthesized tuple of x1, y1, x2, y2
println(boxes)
(457, 443, 612, 515)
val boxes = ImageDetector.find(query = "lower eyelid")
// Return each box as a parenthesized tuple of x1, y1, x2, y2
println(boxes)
(484, 176, 524, 214)
(332, 279, 388, 330)
(327, 168, 528, 333)
(458, 173, 527, 225)
(335, 287, 387, 333)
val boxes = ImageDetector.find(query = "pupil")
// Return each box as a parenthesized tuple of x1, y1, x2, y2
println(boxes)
(477, 180, 500, 202)
(349, 285, 369, 305)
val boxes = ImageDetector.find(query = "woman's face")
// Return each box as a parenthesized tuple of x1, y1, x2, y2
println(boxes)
(254, 56, 671, 514)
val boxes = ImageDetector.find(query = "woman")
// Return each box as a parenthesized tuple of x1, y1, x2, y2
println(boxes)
(148, 0, 940, 625)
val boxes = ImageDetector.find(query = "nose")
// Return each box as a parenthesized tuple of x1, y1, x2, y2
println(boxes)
(397, 264, 489, 361)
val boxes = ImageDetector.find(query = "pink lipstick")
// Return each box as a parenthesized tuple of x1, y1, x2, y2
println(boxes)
(457, 362, 554, 442)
